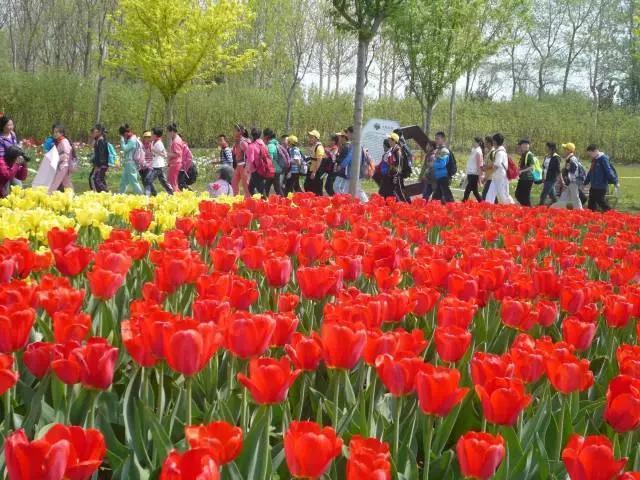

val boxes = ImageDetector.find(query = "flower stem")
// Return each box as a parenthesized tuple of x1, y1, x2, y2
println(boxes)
(85, 390, 99, 429)
(185, 377, 193, 426)
(333, 370, 341, 431)
(422, 414, 433, 480)
(65, 384, 73, 424)
(557, 395, 565, 461)
(394, 395, 404, 461)
(260, 406, 272, 480)
(3, 386, 12, 434)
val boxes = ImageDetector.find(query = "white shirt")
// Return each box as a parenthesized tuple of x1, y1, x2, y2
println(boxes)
(466, 146, 483, 175)
(492, 146, 508, 180)
(152, 140, 167, 168)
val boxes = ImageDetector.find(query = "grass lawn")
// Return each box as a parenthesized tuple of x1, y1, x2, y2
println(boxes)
(32, 147, 640, 212)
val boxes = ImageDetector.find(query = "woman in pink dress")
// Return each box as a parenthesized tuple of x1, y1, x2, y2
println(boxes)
(167, 123, 184, 193)
(49, 124, 74, 194)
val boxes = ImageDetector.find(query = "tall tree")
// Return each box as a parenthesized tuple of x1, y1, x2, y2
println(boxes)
(110, 0, 256, 123)
(560, 0, 595, 94)
(390, 0, 526, 134)
(331, 0, 401, 196)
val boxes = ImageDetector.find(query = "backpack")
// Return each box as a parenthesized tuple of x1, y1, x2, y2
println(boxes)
(575, 158, 587, 184)
(400, 142, 414, 179)
(182, 143, 193, 172)
(609, 161, 618, 185)
(185, 163, 198, 186)
(107, 143, 118, 167)
(276, 143, 291, 172)
(132, 139, 146, 167)
(360, 148, 375, 179)
(531, 154, 543, 183)
(446, 150, 457, 178)
(506, 156, 519, 180)
(255, 143, 275, 179)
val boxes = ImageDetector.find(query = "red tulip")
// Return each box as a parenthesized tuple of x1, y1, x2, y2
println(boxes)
(535, 300, 558, 328)
(560, 288, 585, 314)
(285, 332, 323, 371)
(374, 267, 402, 291)
(347, 435, 391, 480)
(185, 421, 243, 465)
(0, 353, 18, 395)
(375, 354, 423, 396)
(456, 431, 505, 480)
(297, 266, 342, 300)
(160, 448, 220, 480)
(23, 342, 58, 379)
(53, 311, 91, 343)
(271, 312, 299, 347)
(263, 256, 292, 288)
(129, 208, 153, 232)
(617, 344, 640, 379)
(436, 296, 477, 329)
(211, 248, 238, 273)
(415, 363, 468, 417)
(278, 292, 300, 313)
(36, 282, 84, 318)
(175, 217, 196, 236)
(195, 218, 220, 247)
(562, 316, 597, 352)
(72, 338, 118, 390)
(446, 272, 479, 302)
(470, 352, 515, 387)
(0, 257, 14, 283)
(163, 319, 220, 376)
(604, 295, 635, 329)
(237, 356, 300, 404)
(121, 318, 160, 368)
(336, 255, 363, 282)
(562, 435, 626, 480)
(618, 474, 640, 479)
(434, 325, 472, 363)
(53, 244, 93, 277)
(509, 334, 545, 383)
(284, 421, 343, 479)
(409, 286, 440, 317)
(93, 250, 132, 275)
(192, 299, 231, 326)
(500, 298, 537, 331)
(475, 376, 532, 426)
(321, 320, 366, 370)
(47, 227, 77, 250)
(87, 268, 125, 300)
(41, 424, 106, 480)
(0, 304, 35, 352)
(545, 350, 594, 394)
(604, 375, 640, 433)
(240, 245, 266, 271)
(223, 312, 275, 359)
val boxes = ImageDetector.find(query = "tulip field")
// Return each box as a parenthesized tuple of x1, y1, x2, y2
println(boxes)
(1, 187, 640, 479)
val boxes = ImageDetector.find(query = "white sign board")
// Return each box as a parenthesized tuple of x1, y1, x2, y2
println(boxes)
(31, 147, 59, 189)
(362, 118, 401, 165)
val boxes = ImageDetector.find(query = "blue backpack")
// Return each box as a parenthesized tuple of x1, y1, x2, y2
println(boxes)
(107, 143, 118, 167)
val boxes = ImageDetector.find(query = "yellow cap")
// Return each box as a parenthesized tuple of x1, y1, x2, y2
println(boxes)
(287, 135, 298, 146)
(142, 131, 152, 138)
(388, 132, 400, 143)
(562, 143, 576, 152)
(308, 130, 321, 139)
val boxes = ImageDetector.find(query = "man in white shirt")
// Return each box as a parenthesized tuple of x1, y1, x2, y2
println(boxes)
(485, 133, 515, 205)
(148, 127, 173, 195)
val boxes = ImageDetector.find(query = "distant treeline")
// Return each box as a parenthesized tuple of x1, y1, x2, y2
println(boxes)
(2, 71, 639, 163)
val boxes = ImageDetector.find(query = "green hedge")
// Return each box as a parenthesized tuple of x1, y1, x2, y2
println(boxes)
(1, 71, 638, 163)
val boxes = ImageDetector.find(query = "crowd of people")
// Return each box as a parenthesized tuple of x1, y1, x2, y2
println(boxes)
(0, 113, 621, 212)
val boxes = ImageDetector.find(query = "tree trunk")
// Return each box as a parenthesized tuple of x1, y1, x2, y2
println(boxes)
(143, 89, 153, 130)
(537, 60, 545, 100)
(448, 86, 456, 146)
(95, 75, 105, 124)
(84, 13, 93, 77)
(349, 37, 370, 197)
(465, 69, 472, 98)
(318, 42, 324, 98)
(335, 66, 341, 96)
(285, 82, 297, 132)
(165, 95, 176, 125)
(423, 103, 435, 136)
(562, 33, 576, 94)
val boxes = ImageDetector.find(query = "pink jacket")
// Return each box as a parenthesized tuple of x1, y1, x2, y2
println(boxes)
(246, 139, 266, 174)
(0, 157, 27, 198)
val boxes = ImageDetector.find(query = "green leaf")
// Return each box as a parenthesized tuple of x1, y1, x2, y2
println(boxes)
(235, 407, 270, 479)
(123, 368, 152, 467)
(140, 400, 173, 463)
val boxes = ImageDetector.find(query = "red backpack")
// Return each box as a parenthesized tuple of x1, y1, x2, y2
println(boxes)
(506, 156, 519, 181)
(255, 142, 275, 179)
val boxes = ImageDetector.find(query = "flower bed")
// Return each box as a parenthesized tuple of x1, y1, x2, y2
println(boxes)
(0, 190, 639, 479)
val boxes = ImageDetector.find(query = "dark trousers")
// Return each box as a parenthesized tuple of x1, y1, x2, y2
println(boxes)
(463, 174, 482, 202)
(539, 179, 558, 205)
(379, 175, 409, 202)
(482, 180, 492, 200)
(515, 178, 533, 206)
(142, 168, 173, 196)
(265, 172, 284, 196)
(325, 172, 336, 196)
(89, 166, 109, 192)
(588, 187, 611, 212)
(249, 171, 266, 196)
(423, 182, 435, 201)
(284, 173, 302, 196)
(435, 177, 454, 204)
(304, 173, 324, 196)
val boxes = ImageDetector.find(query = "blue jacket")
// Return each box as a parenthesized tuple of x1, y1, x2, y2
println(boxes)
(433, 153, 449, 180)
(585, 154, 617, 189)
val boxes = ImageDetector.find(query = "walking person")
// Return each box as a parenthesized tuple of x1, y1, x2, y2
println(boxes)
(118, 125, 143, 195)
(325, 134, 340, 196)
(584, 144, 618, 212)
(217, 134, 234, 167)
(433, 143, 454, 204)
(166, 123, 184, 193)
(485, 133, 515, 205)
(304, 130, 325, 195)
(539, 142, 561, 205)
(0, 115, 20, 195)
(89, 124, 109, 192)
(419, 140, 437, 201)
(49, 125, 74, 194)
(139, 131, 157, 196)
(482, 135, 495, 201)
(231, 124, 251, 197)
(149, 127, 173, 195)
(264, 128, 284, 196)
(462, 137, 484, 202)
(284, 135, 304, 195)
(247, 127, 271, 197)
(514, 139, 534, 206)
(377, 132, 408, 202)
